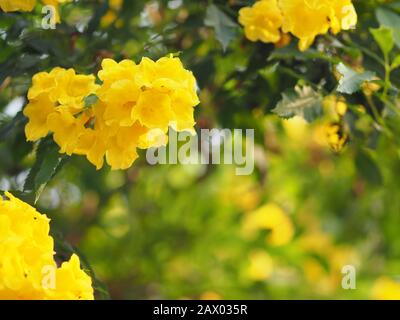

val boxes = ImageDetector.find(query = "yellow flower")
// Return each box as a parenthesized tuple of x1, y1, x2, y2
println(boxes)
(0, 192, 93, 300)
(97, 59, 140, 126)
(105, 122, 148, 170)
(100, 0, 123, 27)
(371, 277, 400, 300)
(24, 94, 55, 141)
(24, 67, 98, 144)
(200, 292, 222, 300)
(238, 0, 357, 51)
(245, 250, 274, 281)
(325, 122, 348, 153)
(238, 0, 283, 43)
(243, 203, 294, 246)
(25, 55, 199, 170)
(0, 0, 71, 22)
(327, 0, 357, 34)
(0, 0, 35, 12)
(47, 255, 94, 300)
(132, 90, 173, 131)
(134, 56, 199, 132)
(323, 95, 348, 121)
(46, 108, 90, 156)
(280, 0, 331, 51)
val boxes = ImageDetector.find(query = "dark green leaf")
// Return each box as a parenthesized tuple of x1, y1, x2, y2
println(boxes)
(23, 138, 67, 203)
(204, 4, 237, 51)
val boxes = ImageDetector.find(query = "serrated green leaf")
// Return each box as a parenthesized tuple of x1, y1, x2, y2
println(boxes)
(336, 63, 375, 94)
(272, 85, 323, 123)
(204, 4, 237, 51)
(370, 27, 394, 56)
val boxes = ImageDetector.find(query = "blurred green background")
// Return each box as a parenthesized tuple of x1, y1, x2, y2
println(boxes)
(1, 0, 400, 299)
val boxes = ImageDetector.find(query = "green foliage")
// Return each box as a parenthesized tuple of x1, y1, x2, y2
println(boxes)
(376, 7, 400, 48)
(204, 4, 237, 51)
(1, 0, 400, 300)
(272, 85, 322, 122)
(336, 63, 375, 94)
(23, 138, 67, 203)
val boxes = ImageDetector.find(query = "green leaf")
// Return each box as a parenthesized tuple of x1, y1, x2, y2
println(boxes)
(370, 27, 394, 56)
(336, 63, 375, 94)
(272, 85, 323, 123)
(376, 8, 400, 48)
(258, 62, 279, 80)
(23, 138, 67, 203)
(0, 190, 35, 204)
(204, 4, 237, 51)
(355, 149, 383, 186)
(391, 55, 400, 70)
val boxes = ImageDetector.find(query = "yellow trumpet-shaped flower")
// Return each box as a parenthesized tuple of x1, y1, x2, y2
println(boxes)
(238, 0, 283, 43)
(238, 0, 357, 51)
(0, 192, 93, 300)
(24, 56, 199, 170)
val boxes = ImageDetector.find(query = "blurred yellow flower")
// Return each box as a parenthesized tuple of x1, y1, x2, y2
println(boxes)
(300, 228, 360, 294)
(246, 250, 274, 281)
(243, 203, 294, 246)
(299, 231, 332, 254)
(371, 277, 400, 300)
(325, 123, 348, 153)
(239, 0, 357, 51)
(323, 96, 348, 120)
(282, 116, 308, 142)
(220, 173, 261, 211)
(200, 291, 222, 300)
(0, 192, 93, 300)
(0, 0, 71, 22)
(0, 0, 35, 12)
(100, 0, 123, 27)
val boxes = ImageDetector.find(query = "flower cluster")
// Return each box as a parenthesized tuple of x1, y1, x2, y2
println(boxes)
(24, 56, 200, 170)
(239, 0, 357, 51)
(0, 192, 93, 300)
